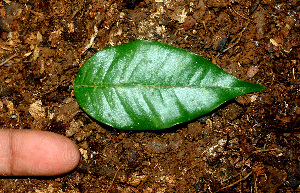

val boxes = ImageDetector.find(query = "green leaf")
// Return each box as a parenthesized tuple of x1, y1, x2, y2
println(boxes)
(73, 40, 264, 130)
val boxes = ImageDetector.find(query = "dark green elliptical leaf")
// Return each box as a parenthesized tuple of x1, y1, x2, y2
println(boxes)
(74, 40, 264, 130)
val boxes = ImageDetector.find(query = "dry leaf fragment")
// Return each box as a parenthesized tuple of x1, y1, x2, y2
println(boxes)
(29, 100, 46, 120)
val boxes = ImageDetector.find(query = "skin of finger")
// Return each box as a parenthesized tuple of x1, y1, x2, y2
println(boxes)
(0, 130, 11, 176)
(0, 129, 80, 176)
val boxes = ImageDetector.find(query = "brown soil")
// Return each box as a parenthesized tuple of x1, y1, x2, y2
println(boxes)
(0, 0, 299, 192)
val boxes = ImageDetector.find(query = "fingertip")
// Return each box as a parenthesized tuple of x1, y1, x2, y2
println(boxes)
(48, 131, 81, 176)
(8, 130, 80, 176)
(61, 134, 81, 175)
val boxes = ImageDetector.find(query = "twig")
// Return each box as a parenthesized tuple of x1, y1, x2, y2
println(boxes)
(216, 21, 250, 57)
(0, 53, 17, 67)
(223, 21, 249, 53)
(95, 0, 115, 27)
(82, 25, 99, 54)
(105, 167, 120, 193)
(202, 21, 209, 34)
(218, 171, 253, 192)
(81, 0, 115, 54)
(249, 0, 262, 16)
(251, 148, 283, 154)
(229, 6, 251, 20)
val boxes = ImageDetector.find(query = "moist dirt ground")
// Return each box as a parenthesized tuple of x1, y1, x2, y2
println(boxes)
(0, 0, 299, 192)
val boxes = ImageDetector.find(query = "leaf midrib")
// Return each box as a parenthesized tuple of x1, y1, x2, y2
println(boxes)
(73, 84, 248, 89)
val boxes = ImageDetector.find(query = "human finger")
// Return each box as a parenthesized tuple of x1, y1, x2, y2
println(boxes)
(0, 129, 80, 176)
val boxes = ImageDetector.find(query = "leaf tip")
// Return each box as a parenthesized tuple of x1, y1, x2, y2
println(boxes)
(254, 83, 265, 92)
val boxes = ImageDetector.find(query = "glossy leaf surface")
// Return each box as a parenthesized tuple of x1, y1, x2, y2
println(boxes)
(74, 40, 264, 130)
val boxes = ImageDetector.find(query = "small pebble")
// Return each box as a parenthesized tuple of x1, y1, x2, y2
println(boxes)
(183, 18, 196, 30)
(247, 65, 259, 78)
(215, 36, 228, 52)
